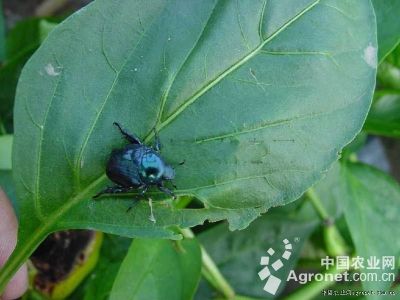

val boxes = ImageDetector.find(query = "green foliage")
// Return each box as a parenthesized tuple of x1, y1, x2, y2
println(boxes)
(305, 161, 400, 299)
(110, 238, 201, 300)
(365, 44, 400, 137)
(364, 93, 400, 137)
(340, 162, 400, 295)
(197, 202, 319, 298)
(9, 0, 376, 253)
(372, 0, 400, 63)
(364, 1, 400, 138)
(66, 234, 131, 300)
(6, 18, 57, 58)
(376, 45, 400, 90)
(0, 17, 58, 131)
(281, 160, 400, 300)
(1, 1, 400, 299)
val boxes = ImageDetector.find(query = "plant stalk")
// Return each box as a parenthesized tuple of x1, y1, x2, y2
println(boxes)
(0, 171, 106, 292)
(180, 228, 236, 299)
(0, 227, 48, 293)
(284, 187, 351, 300)
(305, 188, 329, 221)
(306, 188, 348, 256)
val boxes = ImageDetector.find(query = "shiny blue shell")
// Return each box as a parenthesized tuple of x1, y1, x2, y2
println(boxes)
(106, 144, 174, 187)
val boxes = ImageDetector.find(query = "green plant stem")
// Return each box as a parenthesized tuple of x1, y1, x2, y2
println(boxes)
(0, 174, 106, 292)
(0, 227, 48, 292)
(180, 228, 236, 300)
(282, 267, 345, 300)
(285, 189, 353, 300)
(306, 187, 348, 256)
(201, 248, 236, 299)
(306, 188, 329, 221)
(323, 226, 348, 257)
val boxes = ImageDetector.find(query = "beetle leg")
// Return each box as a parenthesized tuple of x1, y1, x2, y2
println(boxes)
(153, 128, 161, 152)
(158, 183, 176, 200)
(93, 185, 132, 199)
(114, 122, 142, 144)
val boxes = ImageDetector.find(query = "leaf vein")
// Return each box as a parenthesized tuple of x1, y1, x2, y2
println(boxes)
(155, 2, 218, 127)
(154, 0, 321, 138)
(195, 90, 367, 144)
(34, 70, 63, 221)
(236, 0, 251, 50)
(258, 0, 268, 41)
(260, 49, 339, 66)
(180, 169, 309, 193)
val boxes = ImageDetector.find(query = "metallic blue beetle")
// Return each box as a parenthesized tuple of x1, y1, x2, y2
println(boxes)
(94, 122, 176, 200)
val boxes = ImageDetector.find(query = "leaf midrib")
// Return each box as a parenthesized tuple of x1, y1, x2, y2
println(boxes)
(36, 0, 321, 227)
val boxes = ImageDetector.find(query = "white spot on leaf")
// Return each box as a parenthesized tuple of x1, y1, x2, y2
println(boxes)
(45, 63, 61, 76)
(363, 44, 377, 68)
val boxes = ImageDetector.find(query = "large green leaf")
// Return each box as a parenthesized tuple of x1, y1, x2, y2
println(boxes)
(371, 0, 400, 63)
(110, 238, 201, 300)
(1, 0, 377, 291)
(339, 162, 400, 297)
